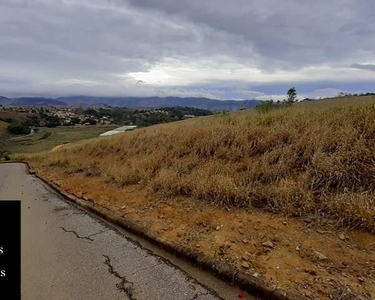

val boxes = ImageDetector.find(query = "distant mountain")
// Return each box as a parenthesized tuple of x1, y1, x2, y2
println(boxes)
(57, 96, 261, 111)
(87, 103, 113, 108)
(0, 95, 261, 111)
(11, 97, 67, 107)
(0, 96, 11, 105)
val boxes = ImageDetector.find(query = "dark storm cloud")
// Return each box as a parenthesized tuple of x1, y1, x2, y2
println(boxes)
(350, 63, 375, 72)
(126, 0, 375, 67)
(0, 0, 375, 98)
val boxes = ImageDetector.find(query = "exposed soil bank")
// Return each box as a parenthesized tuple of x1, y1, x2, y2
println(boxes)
(31, 165, 375, 300)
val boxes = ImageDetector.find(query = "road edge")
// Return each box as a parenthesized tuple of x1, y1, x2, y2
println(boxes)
(2, 161, 303, 300)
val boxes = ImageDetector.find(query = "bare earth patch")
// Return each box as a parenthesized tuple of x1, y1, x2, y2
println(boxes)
(36, 166, 375, 299)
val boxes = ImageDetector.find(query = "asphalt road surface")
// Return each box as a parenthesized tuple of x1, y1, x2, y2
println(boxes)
(0, 163, 238, 300)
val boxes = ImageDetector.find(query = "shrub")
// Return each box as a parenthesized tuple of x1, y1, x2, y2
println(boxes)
(255, 100, 275, 113)
(7, 123, 30, 135)
(0, 150, 10, 161)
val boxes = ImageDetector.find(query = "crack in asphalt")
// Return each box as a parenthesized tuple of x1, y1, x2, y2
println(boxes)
(59, 212, 87, 217)
(60, 227, 94, 241)
(103, 255, 136, 300)
(88, 228, 110, 238)
(190, 292, 210, 300)
(60, 227, 111, 242)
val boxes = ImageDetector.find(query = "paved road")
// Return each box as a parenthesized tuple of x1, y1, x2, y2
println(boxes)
(0, 163, 228, 300)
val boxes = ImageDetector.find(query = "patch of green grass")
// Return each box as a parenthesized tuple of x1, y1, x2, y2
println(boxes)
(5, 125, 116, 154)
(38, 132, 52, 140)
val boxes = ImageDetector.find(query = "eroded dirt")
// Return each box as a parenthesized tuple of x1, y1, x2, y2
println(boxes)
(37, 167, 375, 299)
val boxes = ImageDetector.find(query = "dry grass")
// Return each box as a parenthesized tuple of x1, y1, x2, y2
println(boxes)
(20, 96, 375, 232)
(0, 121, 10, 140)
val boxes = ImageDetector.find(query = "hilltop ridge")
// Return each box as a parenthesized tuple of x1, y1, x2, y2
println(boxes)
(0, 95, 260, 111)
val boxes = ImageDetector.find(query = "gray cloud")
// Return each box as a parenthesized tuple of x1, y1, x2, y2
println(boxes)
(126, 0, 375, 67)
(0, 0, 375, 99)
(350, 63, 375, 72)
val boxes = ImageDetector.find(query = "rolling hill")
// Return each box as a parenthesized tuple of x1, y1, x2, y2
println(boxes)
(10, 97, 67, 107)
(18, 95, 375, 299)
(22, 95, 375, 231)
(0, 95, 260, 111)
(0, 96, 11, 106)
(57, 96, 260, 111)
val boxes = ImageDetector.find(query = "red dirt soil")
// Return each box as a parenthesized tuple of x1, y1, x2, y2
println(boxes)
(38, 167, 375, 299)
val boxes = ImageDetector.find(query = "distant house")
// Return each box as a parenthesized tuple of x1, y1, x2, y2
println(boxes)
(183, 114, 195, 119)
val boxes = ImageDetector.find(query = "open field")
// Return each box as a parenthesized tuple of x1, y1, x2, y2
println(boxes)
(3, 125, 116, 154)
(17, 96, 375, 299)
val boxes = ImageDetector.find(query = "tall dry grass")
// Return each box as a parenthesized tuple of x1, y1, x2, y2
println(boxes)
(22, 98, 375, 232)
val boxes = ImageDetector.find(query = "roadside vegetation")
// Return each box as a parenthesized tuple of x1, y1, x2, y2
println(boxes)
(21, 95, 375, 232)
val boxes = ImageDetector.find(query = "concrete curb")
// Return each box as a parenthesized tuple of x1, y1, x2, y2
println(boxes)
(2, 161, 303, 300)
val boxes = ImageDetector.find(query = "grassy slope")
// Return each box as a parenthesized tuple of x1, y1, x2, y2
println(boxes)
(6, 125, 116, 153)
(0, 121, 9, 140)
(23, 96, 375, 231)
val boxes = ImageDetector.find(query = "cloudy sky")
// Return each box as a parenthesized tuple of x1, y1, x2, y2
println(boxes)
(1, 0, 375, 100)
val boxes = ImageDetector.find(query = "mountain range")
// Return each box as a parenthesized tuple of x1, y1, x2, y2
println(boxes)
(0, 96, 261, 111)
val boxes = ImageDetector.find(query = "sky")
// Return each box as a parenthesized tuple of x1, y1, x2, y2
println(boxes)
(1, 0, 375, 101)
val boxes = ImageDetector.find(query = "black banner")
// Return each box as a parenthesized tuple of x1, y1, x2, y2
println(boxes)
(0, 201, 21, 299)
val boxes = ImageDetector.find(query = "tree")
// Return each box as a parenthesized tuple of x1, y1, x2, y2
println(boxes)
(24, 115, 40, 127)
(286, 87, 297, 104)
(83, 109, 99, 118)
(70, 117, 80, 125)
(45, 116, 61, 128)
(84, 118, 97, 125)
(7, 123, 30, 135)
(255, 100, 274, 112)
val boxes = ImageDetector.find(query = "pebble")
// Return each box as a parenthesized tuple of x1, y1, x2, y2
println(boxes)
(314, 251, 328, 260)
(241, 262, 250, 269)
(358, 277, 365, 283)
(262, 241, 274, 248)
